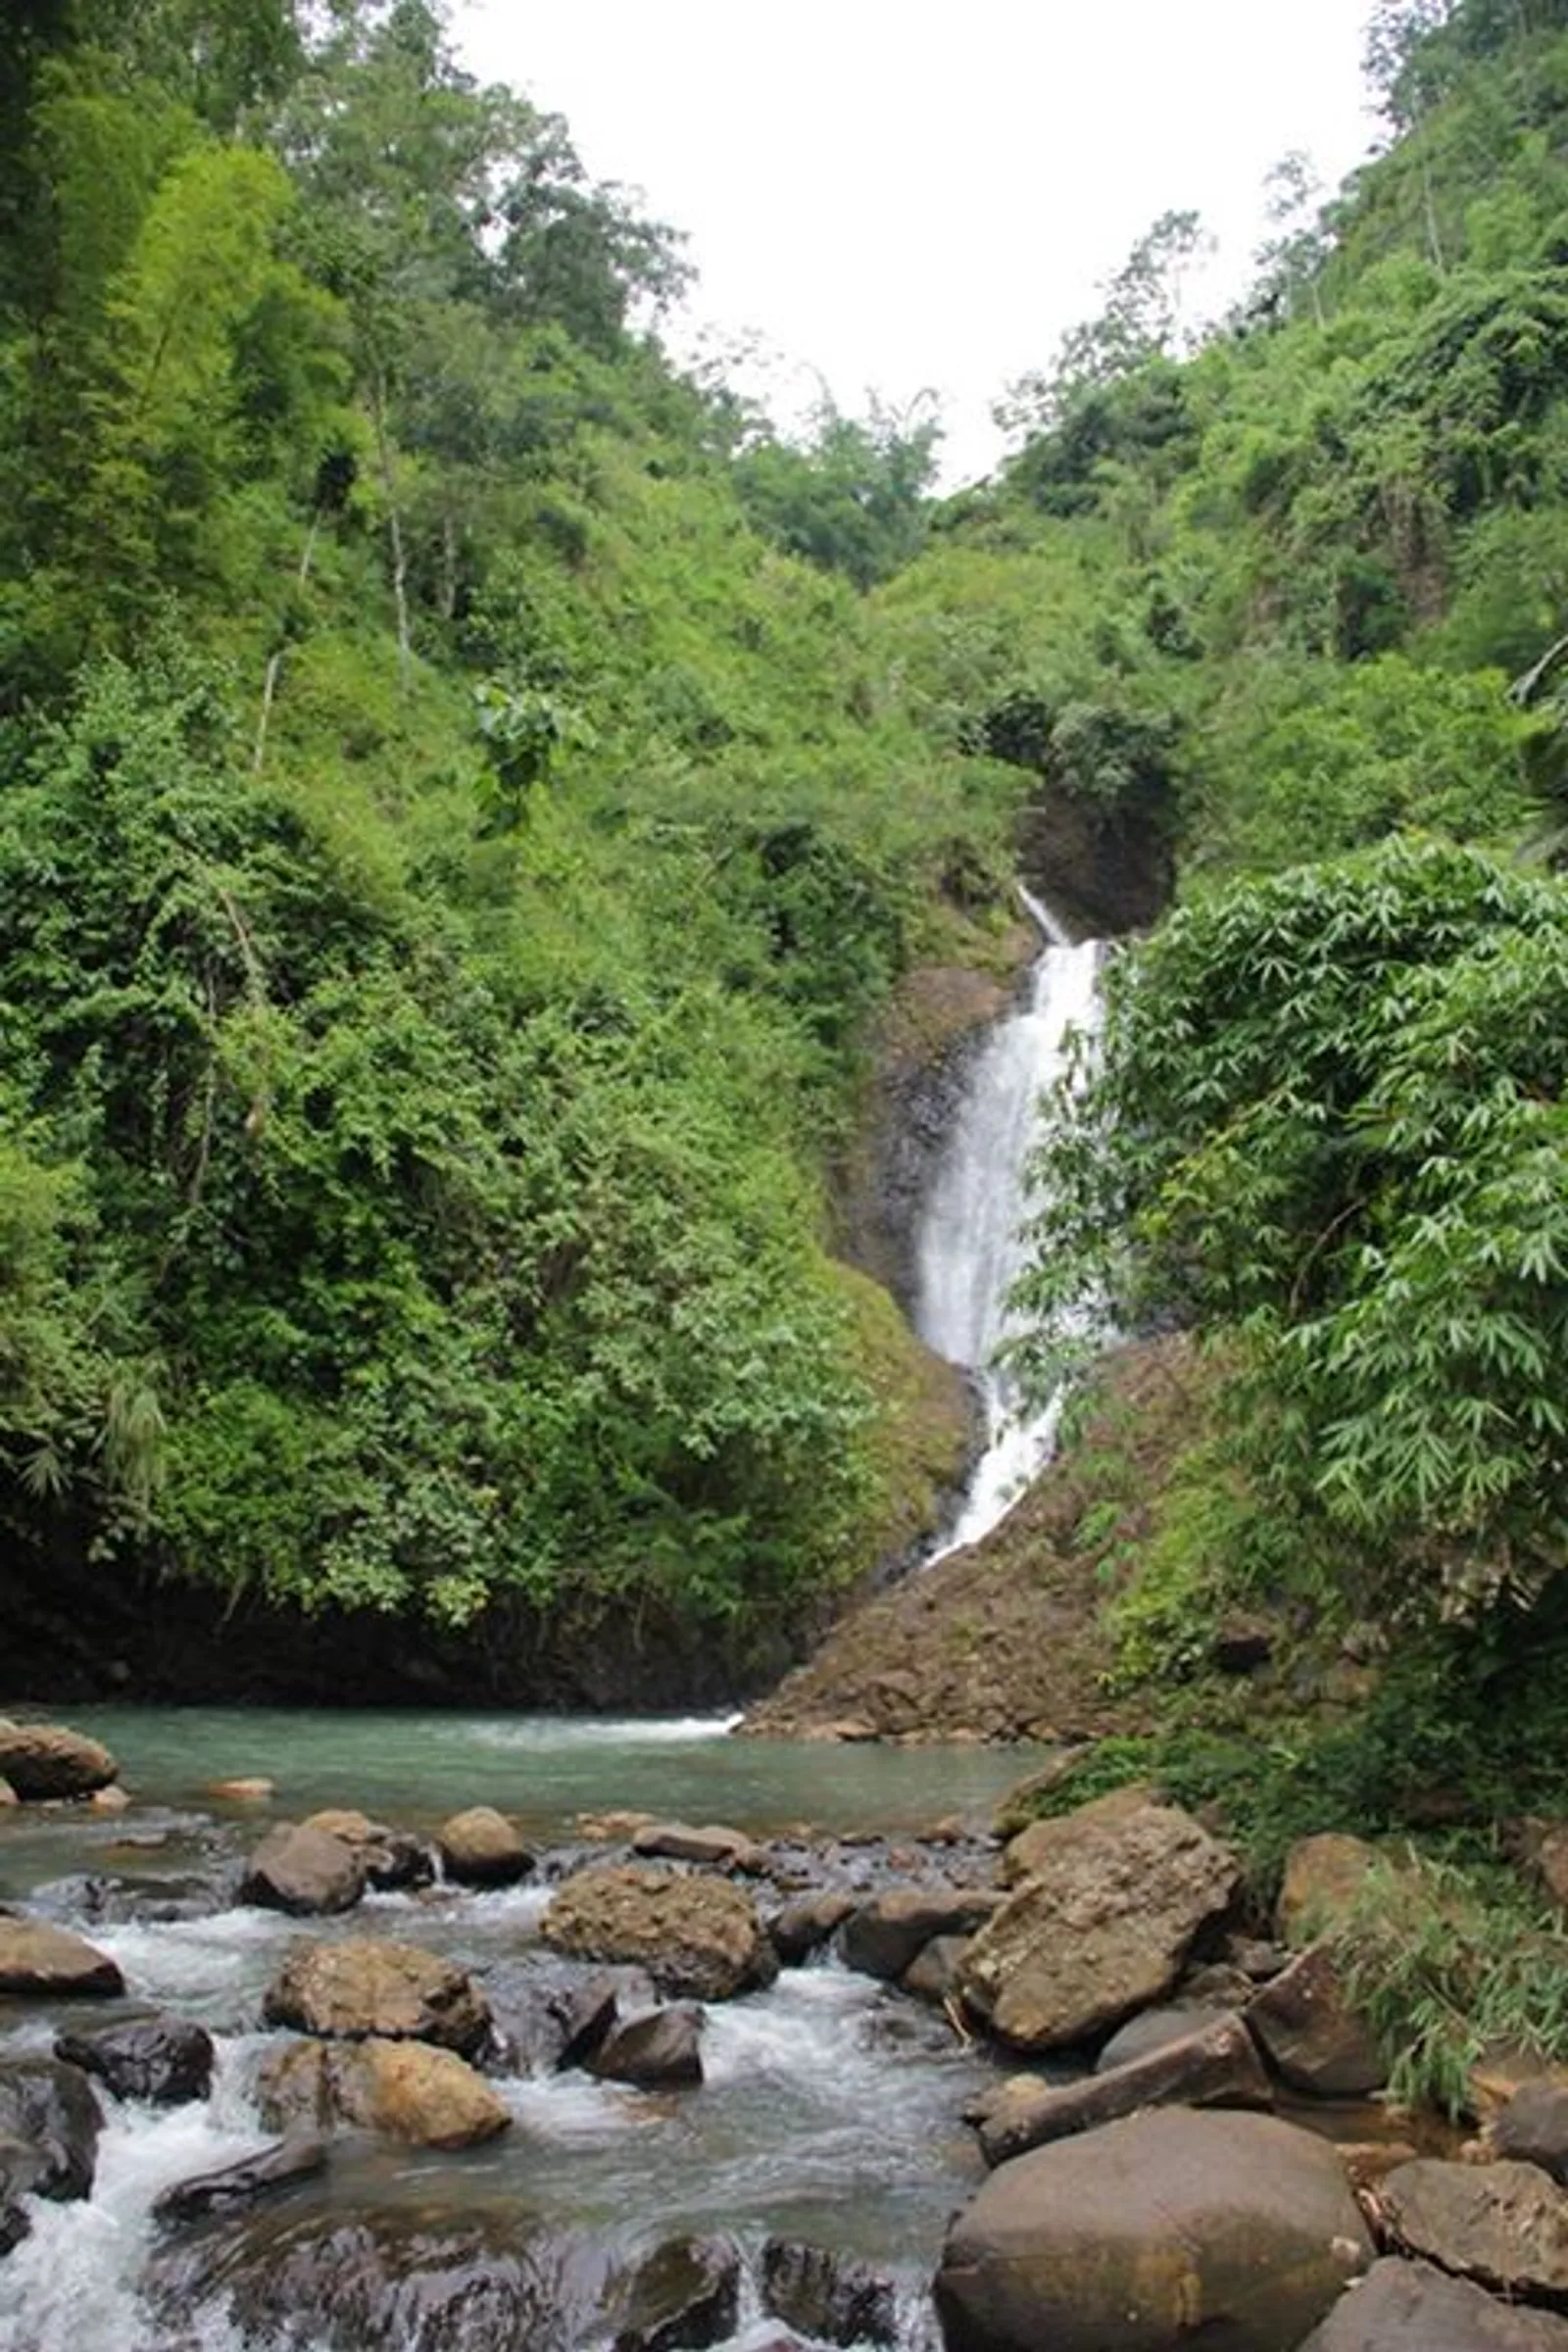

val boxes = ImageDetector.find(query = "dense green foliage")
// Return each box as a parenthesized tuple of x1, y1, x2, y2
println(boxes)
(0, 0, 1019, 1653)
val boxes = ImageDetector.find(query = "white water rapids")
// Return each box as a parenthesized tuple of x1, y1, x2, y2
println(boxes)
(914, 892, 1102, 1558)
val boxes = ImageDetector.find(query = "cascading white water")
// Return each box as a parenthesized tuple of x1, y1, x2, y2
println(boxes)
(914, 891, 1101, 1557)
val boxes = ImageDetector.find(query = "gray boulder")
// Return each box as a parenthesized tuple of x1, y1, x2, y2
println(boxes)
(589, 2005, 705, 2090)
(1246, 1943, 1386, 2097)
(240, 1823, 365, 1917)
(56, 2016, 214, 2105)
(934, 2106, 1371, 2352)
(1378, 2156, 1568, 2301)
(1493, 2081, 1568, 2184)
(839, 1887, 1000, 1983)
(1299, 2257, 1568, 2349)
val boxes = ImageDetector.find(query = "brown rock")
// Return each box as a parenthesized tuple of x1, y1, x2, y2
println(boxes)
(0, 1919, 124, 1998)
(1300, 2256, 1568, 2350)
(903, 1936, 970, 2004)
(978, 2012, 1271, 2167)
(262, 1938, 489, 2055)
(541, 1866, 774, 2001)
(0, 1723, 118, 1800)
(588, 2005, 704, 2089)
(300, 1810, 430, 1892)
(998, 1785, 1156, 1886)
(1247, 1942, 1387, 2097)
(89, 1786, 131, 1815)
(957, 1795, 1240, 2050)
(0, 1778, 16, 1808)
(257, 2037, 510, 2149)
(577, 1811, 658, 1842)
(1277, 1833, 1380, 1944)
(839, 1887, 1000, 1982)
(1493, 2081, 1568, 2183)
(1337, 2139, 1421, 2194)
(436, 1805, 533, 1887)
(208, 1777, 274, 1802)
(240, 1823, 365, 1917)
(771, 1892, 857, 1966)
(630, 1823, 763, 1872)
(934, 2107, 1372, 2352)
(1379, 2157, 1568, 2301)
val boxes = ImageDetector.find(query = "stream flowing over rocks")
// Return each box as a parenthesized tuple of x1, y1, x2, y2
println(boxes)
(1, 1710, 1564, 2351)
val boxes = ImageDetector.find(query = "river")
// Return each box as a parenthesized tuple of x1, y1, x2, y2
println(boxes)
(0, 1711, 1031, 2352)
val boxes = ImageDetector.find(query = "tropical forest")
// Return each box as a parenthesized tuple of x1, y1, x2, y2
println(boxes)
(4, 3, 1568, 2339)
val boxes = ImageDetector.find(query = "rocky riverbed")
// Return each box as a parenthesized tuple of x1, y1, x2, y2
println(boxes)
(2, 1713, 1567, 2350)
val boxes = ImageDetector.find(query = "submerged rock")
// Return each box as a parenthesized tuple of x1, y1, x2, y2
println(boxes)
(240, 1823, 366, 1916)
(761, 2239, 898, 2347)
(611, 2232, 741, 2352)
(0, 1723, 117, 1801)
(0, 2058, 102, 2202)
(263, 1938, 490, 2054)
(541, 1866, 775, 2001)
(588, 2005, 704, 2090)
(0, 1919, 123, 1999)
(153, 2136, 328, 2227)
(957, 1794, 1239, 2050)
(934, 2107, 1371, 2352)
(55, 2016, 215, 2106)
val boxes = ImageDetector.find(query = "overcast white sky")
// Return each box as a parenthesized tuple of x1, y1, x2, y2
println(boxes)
(454, 2, 1382, 484)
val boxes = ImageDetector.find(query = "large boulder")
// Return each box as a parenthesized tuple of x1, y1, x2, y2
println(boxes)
(838, 1888, 1000, 1983)
(977, 2012, 1270, 2168)
(0, 1919, 123, 1998)
(262, 1938, 490, 2055)
(1378, 2157, 1568, 2301)
(0, 2058, 102, 2201)
(1299, 2257, 1568, 2350)
(761, 2240, 897, 2348)
(436, 1807, 533, 1888)
(589, 2006, 705, 2090)
(240, 1824, 366, 1917)
(257, 2038, 511, 2150)
(55, 2016, 214, 2105)
(957, 1795, 1240, 2050)
(1246, 1942, 1386, 2097)
(933, 2107, 1371, 2352)
(541, 1866, 775, 2001)
(0, 1722, 117, 1800)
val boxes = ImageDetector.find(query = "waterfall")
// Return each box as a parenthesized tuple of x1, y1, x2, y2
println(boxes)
(914, 891, 1101, 1558)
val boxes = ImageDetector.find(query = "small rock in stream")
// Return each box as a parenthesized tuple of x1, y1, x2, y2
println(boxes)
(761, 2238, 898, 2347)
(0, 2058, 102, 2201)
(55, 2016, 215, 2106)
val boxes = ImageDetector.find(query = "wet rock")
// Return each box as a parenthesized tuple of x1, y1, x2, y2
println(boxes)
(0, 1919, 123, 1998)
(302, 1810, 433, 1892)
(0, 2190, 29, 2257)
(258, 2038, 511, 2149)
(55, 2016, 215, 2105)
(0, 1722, 118, 1800)
(142, 2204, 669, 2352)
(1247, 1942, 1387, 2097)
(957, 1794, 1239, 2050)
(481, 1960, 651, 2075)
(612, 2232, 741, 2352)
(1277, 1833, 1380, 1944)
(903, 1935, 970, 2004)
(1299, 2257, 1568, 2349)
(240, 1823, 366, 1916)
(0, 2058, 102, 2201)
(1493, 2081, 1568, 2183)
(1378, 2156, 1568, 2301)
(630, 1823, 763, 1872)
(839, 1887, 1000, 1982)
(1094, 2003, 1231, 2072)
(761, 2238, 897, 2346)
(977, 2011, 1271, 2167)
(263, 1937, 490, 2055)
(771, 1892, 857, 1966)
(542, 1865, 776, 2001)
(589, 2005, 704, 2090)
(90, 1784, 132, 1815)
(153, 2135, 328, 2226)
(934, 2107, 1372, 2352)
(208, 1777, 274, 1802)
(437, 1807, 533, 1887)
